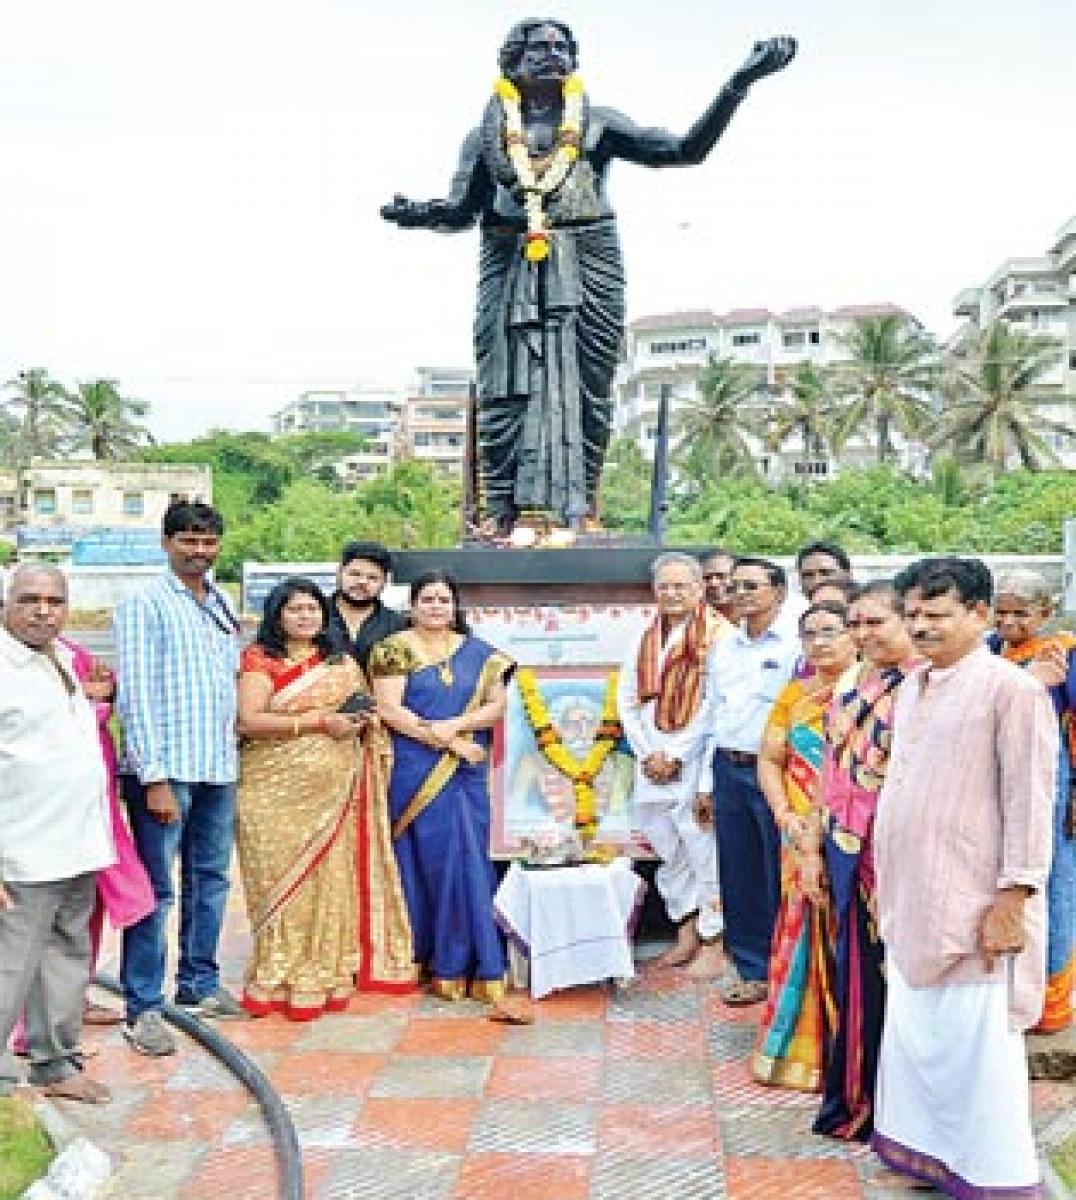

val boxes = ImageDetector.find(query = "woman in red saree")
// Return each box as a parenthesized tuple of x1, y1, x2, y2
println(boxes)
(236, 578, 415, 1020)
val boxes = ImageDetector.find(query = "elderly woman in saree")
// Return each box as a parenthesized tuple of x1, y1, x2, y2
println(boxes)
(236, 578, 415, 1020)
(752, 602, 857, 1091)
(990, 569, 1075, 1061)
(803, 579, 921, 1141)
(370, 571, 514, 1002)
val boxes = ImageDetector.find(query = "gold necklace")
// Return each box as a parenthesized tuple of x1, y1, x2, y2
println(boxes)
(414, 633, 455, 686)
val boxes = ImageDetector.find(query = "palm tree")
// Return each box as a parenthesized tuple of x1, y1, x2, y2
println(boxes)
(65, 379, 154, 460)
(2, 368, 70, 519)
(671, 355, 765, 484)
(764, 360, 835, 479)
(930, 320, 1076, 471)
(830, 315, 938, 465)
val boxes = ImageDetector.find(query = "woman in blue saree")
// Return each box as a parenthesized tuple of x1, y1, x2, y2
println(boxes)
(370, 571, 514, 1002)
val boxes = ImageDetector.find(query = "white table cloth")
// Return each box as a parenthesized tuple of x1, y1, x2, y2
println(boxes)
(493, 858, 646, 999)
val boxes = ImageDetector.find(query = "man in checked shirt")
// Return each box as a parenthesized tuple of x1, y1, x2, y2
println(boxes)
(114, 501, 243, 1055)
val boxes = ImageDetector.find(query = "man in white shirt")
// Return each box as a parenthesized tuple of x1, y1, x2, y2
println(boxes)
(0, 566, 115, 1103)
(619, 554, 723, 976)
(696, 557, 799, 1004)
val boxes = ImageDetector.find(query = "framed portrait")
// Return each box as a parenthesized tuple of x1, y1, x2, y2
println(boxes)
(489, 664, 652, 858)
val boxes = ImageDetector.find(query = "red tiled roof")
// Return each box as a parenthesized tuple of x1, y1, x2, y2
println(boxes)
(830, 302, 907, 318)
(630, 310, 720, 330)
(720, 308, 773, 324)
(777, 306, 824, 321)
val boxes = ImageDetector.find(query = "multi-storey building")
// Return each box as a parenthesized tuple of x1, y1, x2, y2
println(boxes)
(614, 302, 922, 481)
(952, 214, 1076, 467)
(401, 367, 474, 477)
(271, 386, 402, 481)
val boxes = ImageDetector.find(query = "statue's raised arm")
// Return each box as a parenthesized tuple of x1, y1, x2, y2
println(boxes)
(378, 21, 797, 533)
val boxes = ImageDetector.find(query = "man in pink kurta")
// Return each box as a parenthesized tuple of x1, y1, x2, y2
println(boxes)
(873, 557, 1056, 1199)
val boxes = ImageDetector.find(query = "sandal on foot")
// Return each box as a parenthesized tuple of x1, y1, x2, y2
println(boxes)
(41, 1074, 111, 1104)
(720, 979, 768, 1006)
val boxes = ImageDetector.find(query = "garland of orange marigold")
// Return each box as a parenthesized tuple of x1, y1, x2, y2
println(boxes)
(515, 667, 622, 843)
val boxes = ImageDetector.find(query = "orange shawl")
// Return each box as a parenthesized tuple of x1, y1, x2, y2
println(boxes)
(636, 603, 709, 733)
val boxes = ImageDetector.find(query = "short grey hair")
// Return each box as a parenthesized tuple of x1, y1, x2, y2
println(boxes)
(994, 568, 1054, 609)
(8, 563, 67, 594)
(650, 552, 703, 582)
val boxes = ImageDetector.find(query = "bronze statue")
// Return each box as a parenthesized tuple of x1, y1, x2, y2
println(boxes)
(382, 21, 796, 533)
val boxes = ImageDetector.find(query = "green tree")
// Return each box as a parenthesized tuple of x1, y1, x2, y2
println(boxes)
(672, 356, 765, 488)
(2, 368, 70, 518)
(764, 360, 835, 479)
(931, 320, 1076, 470)
(598, 436, 650, 531)
(830, 315, 938, 464)
(65, 379, 154, 459)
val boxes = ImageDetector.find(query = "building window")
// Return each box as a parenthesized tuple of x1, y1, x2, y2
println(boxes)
(1069, 352, 1076, 371)
(809, 330, 821, 345)
(0, 494, 15, 519)
(72, 489, 94, 515)
(647, 337, 708, 355)
(731, 331, 761, 346)
(123, 491, 144, 517)
(33, 489, 57, 516)
(782, 331, 806, 349)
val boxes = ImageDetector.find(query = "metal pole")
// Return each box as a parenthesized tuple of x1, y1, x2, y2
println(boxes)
(462, 382, 479, 541)
(647, 381, 671, 544)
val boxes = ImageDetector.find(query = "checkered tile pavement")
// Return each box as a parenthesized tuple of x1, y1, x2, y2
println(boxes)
(70, 896, 1070, 1199)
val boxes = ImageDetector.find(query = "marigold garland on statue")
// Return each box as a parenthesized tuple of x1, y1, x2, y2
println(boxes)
(515, 667, 622, 842)
(494, 73, 585, 262)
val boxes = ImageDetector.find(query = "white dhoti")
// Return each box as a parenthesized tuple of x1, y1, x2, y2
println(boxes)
(873, 959, 1042, 1198)
(638, 799, 723, 940)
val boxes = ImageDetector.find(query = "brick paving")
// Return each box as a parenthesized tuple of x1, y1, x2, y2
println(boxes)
(56, 887, 1072, 1199)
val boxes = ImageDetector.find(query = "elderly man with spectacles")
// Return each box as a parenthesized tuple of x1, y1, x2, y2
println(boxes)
(696, 557, 800, 1005)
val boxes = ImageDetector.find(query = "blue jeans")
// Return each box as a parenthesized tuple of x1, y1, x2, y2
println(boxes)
(120, 778, 236, 1021)
(712, 753, 781, 983)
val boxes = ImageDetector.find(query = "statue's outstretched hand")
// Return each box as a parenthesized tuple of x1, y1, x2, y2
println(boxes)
(380, 194, 452, 228)
(733, 36, 797, 90)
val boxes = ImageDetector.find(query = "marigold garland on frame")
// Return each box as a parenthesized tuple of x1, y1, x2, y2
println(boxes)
(515, 667, 622, 844)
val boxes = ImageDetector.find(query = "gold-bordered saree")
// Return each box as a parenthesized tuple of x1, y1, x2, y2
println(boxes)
(236, 646, 416, 1020)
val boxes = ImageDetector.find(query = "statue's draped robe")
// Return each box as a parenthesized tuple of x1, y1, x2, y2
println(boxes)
(427, 89, 746, 524)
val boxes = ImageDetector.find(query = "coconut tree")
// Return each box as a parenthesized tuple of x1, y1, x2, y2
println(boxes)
(671, 355, 766, 486)
(65, 378, 154, 460)
(764, 360, 836, 479)
(930, 320, 1076, 471)
(2, 368, 71, 519)
(829, 315, 938, 465)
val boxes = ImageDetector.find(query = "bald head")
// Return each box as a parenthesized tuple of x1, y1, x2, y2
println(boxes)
(4, 564, 68, 649)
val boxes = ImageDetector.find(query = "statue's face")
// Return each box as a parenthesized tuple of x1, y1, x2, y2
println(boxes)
(515, 23, 573, 86)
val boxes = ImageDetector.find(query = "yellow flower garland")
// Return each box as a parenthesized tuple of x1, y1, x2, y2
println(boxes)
(515, 667, 621, 843)
(494, 73, 585, 262)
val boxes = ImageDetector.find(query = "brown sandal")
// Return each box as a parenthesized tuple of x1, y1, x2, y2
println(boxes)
(720, 980, 768, 1006)
(41, 1074, 111, 1104)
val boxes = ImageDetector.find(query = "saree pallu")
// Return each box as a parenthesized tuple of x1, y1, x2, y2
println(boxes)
(994, 634, 1075, 1033)
(752, 679, 835, 1092)
(814, 664, 909, 1142)
(237, 651, 415, 1019)
(374, 635, 513, 1002)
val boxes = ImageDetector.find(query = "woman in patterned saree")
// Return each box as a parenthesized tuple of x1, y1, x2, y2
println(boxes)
(236, 578, 415, 1020)
(752, 602, 856, 1091)
(806, 579, 920, 1141)
(370, 571, 514, 1003)
(991, 569, 1075, 1056)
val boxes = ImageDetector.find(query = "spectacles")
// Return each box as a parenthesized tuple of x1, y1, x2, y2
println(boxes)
(728, 580, 771, 593)
(800, 628, 848, 643)
(702, 572, 730, 581)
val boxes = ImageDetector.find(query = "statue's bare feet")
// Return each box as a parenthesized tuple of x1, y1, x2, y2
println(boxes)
(649, 922, 699, 970)
(684, 940, 726, 979)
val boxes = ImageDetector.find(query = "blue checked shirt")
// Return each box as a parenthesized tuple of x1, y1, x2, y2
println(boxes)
(114, 571, 241, 785)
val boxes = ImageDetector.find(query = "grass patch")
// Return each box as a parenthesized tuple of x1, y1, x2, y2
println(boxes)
(1051, 1132, 1076, 1191)
(0, 1095, 54, 1199)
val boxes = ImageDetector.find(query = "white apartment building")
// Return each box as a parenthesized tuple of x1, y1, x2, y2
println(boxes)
(401, 367, 474, 477)
(271, 386, 403, 481)
(614, 303, 923, 482)
(952, 213, 1076, 467)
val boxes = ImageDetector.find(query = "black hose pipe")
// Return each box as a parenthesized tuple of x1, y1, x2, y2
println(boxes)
(93, 973, 303, 1200)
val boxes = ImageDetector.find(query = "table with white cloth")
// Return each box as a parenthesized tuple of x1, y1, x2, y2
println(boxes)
(493, 858, 647, 999)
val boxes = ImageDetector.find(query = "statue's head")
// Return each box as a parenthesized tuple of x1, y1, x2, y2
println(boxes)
(499, 19, 578, 87)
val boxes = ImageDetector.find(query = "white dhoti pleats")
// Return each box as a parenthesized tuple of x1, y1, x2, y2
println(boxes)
(873, 959, 1042, 1198)
(638, 800, 723, 940)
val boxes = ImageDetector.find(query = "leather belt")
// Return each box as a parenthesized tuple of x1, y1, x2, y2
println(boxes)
(715, 747, 758, 768)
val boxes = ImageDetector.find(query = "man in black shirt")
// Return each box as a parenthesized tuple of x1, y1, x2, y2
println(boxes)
(327, 542, 407, 671)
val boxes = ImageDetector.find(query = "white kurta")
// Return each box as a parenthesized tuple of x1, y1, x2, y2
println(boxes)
(618, 620, 721, 939)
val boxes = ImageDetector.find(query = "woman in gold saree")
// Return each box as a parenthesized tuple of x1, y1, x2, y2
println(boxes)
(236, 577, 415, 1020)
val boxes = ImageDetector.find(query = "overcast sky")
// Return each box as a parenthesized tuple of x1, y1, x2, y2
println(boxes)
(1, 0, 1073, 441)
